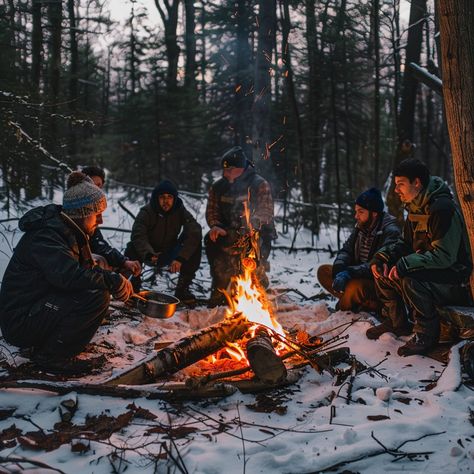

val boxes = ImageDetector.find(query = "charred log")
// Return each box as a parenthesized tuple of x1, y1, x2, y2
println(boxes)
(104, 314, 251, 386)
(246, 329, 287, 384)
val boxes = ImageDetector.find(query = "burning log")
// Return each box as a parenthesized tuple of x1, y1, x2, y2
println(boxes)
(246, 328, 287, 384)
(104, 314, 251, 386)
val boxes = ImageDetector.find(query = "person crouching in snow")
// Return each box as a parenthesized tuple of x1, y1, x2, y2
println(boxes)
(125, 180, 202, 305)
(317, 188, 400, 312)
(367, 159, 472, 356)
(0, 172, 134, 375)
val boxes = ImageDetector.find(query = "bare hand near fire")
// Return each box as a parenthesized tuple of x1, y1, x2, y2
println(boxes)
(123, 259, 141, 276)
(388, 265, 399, 281)
(169, 260, 181, 273)
(371, 262, 389, 279)
(210, 226, 227, 242)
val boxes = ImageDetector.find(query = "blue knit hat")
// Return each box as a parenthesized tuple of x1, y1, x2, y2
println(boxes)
(355, 188, 384, 213)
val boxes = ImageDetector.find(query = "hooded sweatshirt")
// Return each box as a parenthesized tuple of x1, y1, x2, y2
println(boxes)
(130, 181, 202, 262)
(374, 176, 472, 282)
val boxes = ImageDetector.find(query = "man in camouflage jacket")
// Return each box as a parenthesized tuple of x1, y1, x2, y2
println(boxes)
(205, 146, 274, 306)
(368, 159, 472, 356)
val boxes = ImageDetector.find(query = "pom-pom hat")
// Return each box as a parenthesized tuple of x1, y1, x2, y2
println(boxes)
(63, 171, 107, 218)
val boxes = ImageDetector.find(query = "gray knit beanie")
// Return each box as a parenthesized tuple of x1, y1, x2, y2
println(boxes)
(63, 171, 107, 218)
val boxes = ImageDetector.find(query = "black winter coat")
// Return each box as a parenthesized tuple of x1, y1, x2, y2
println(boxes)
(90, 228, 127, 268)
(332, 212, 400, 279)
(0, 205, 122, 335)
(130, 197, 202, 263)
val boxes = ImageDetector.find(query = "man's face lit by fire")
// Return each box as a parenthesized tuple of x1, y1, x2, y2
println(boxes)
(90, 175, 104, 189)
(394, 176, 423, 203)
(158, 193, 174, 212)
(223, 167, 245, 183)
(80, 212, 103, 236)
(354, 204, 375, 227)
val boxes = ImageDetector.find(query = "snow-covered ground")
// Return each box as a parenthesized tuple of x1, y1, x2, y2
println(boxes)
(1, 184, 473, 473)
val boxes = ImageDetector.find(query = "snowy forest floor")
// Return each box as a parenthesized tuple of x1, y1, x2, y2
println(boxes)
(0, 185, 474, 473)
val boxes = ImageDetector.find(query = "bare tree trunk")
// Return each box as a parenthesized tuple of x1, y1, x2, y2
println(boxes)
(31, 0, 42, 97)
(184, 0, 197, 91)
(372, 0, 380, 187)
(67, 0, 78, 156)
(252, 0, 276, 181)
(281, 0, 305, 192)
(438, 0, 474, 296)
(387, 0, 427, 216)
(155, 0, 181, 92)
(305, 0, 321, 199)
(234, 0, 253, 153)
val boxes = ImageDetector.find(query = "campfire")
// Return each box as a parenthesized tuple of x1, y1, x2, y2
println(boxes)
(102, 222, 353, 395)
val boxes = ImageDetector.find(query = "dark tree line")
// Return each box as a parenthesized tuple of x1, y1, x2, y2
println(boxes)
(0, 0, 453, 227)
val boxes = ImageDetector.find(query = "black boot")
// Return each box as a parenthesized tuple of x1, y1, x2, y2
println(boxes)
(366, 320, 412, 340)
(397, 333, 436, 357)
(32, 352, 106, 376)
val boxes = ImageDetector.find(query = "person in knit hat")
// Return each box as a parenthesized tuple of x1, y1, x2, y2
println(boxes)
(81, 165, 141, 278)
(125, 179, 202, 305)
(205, 146, 275, 307)
(317, 188, 400, 312)
(0, 171, 134, 375)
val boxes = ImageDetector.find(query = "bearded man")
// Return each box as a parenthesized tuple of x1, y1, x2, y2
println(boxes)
(317, 188, 400, 312)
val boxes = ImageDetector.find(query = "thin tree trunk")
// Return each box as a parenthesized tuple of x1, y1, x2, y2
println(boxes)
(155, 0, 181, 92)
(31, 0, 42, 97)
(281, 0, 305, 192)
(234, 0, 253, 153)
(184, 0, 197, 91)
(438, 0, 474, 296)
(387, 0, 427, 216)
(372, 0, 380, 187)
(67, 0, 78, 156)
(252, 0, 276, 180)
(305, 0, 321, 199)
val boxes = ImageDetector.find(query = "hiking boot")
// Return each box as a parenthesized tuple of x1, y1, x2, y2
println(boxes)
(33, 353, 106, 376)
(208, 289, 227, 308)
(366, 320, 412, 340)
(175, 287, 197, 306)
(397, 333, 436, 357)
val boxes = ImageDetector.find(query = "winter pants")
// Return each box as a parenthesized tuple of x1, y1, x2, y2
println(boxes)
(2, 289, 109, 358)
(125, 240, 202, 291)
(317, 264, 379, 312)
(374, 271, 471, 341)
(205, 232, 271, 292)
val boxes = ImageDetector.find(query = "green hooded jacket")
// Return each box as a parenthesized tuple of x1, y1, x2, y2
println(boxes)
(373, 176, 472, 283)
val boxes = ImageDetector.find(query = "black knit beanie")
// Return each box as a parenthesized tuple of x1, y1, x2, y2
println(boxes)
(355, 187, 384, 213)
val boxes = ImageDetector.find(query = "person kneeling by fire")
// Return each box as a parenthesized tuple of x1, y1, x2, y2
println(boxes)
(0, 172, 134, 375)
(205, 146, 275, 307)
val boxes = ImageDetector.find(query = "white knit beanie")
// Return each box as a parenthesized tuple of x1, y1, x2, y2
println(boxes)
(63, 171, 107, 218)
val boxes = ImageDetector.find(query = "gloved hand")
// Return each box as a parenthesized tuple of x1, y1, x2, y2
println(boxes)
(145, 252, 160, 266)
(332, 270, 351, 293)
(112, 275, 134, 302)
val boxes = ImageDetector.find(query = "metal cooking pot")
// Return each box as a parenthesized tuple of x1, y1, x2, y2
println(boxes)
(134, 291, 180, 319)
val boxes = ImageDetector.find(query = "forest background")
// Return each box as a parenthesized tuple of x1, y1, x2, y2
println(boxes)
(0, 0, 459, 243)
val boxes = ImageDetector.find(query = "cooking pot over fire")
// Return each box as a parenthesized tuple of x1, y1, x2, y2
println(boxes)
(132, 290, 180, 319)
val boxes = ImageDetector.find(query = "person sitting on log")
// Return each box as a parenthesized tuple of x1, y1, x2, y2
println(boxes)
(317, 188, 400, 312)
(0, 172, 134, 375)
(367, 159, 472, 356)
(81, 165, 141, 278)
(205, 146, 275, 307)
(125, 180, 202, 305)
